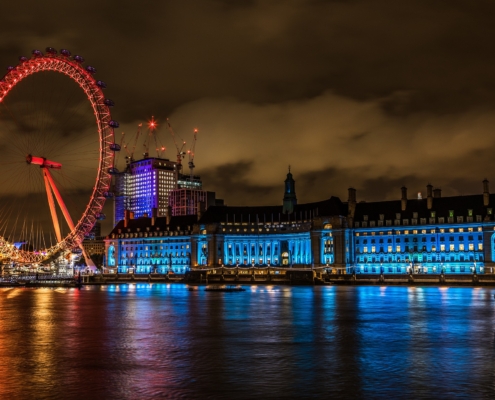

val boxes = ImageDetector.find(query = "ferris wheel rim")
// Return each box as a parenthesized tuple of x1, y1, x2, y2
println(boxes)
(0, 51, 115, 263)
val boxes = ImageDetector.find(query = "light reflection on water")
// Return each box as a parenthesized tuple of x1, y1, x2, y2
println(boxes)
(0, 285, 494, 399)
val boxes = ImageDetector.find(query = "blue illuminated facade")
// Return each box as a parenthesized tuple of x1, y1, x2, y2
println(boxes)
(105, 175, 495, 275)
(347, 184, 495, 274)
(105, 215, 196, 274)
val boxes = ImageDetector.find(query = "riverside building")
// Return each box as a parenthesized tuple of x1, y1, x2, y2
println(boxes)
(105, 172, 495, 275)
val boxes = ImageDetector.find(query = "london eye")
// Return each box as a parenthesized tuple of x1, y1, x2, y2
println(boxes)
(0, 48, 118, 264)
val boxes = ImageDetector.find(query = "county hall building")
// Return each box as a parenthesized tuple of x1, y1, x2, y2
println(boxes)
(105, 170, 495, 275)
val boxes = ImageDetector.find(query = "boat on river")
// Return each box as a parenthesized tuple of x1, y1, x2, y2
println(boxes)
(205, 285, 246, 292)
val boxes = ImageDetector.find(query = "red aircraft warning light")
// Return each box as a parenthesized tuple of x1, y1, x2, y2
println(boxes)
(148, 116, 157, 131)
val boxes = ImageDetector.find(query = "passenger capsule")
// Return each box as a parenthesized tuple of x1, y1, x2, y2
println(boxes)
(32, 50, 43, 57)
(96, 80, 107, 89)
(104, 98, 115, 107)
(45, 47, 57, 55)
(103, 191, 115, 198)
(72, 248, 83, 254)
(86, 65, 97, 74)
(73, 55, 84, 63)
(60, 49, 71, 57)
(108, 167, 120, 175)
(7, 66, 15, 71)
(109, 143, 121, 151)
(108, 120, 119, 128)
(18, 56, 28, 63)
(96, 213, 106, 220)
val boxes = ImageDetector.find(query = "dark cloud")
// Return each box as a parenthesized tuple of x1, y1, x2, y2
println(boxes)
(0, 0, 495, 236)
(201, 160, 279, 205)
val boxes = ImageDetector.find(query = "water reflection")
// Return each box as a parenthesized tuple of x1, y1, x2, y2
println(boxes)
(0, 285, 494, 399)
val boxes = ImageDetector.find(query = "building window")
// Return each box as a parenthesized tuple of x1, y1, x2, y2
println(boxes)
(371, 246, 376, 253)
(459, 244, 465, 251)
(440, 245, 445, 251)
(363, 247, 368, 253)
(479, 243, 483, 251)
(396, 245, 401, 252)
(388, 246, 392, 252)
(469, 243, 474, 251)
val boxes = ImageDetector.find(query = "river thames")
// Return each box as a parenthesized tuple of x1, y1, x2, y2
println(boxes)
(0, 284, 494, 399)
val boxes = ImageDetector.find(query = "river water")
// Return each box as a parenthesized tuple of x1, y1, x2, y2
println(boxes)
(0, 284, 494, 399)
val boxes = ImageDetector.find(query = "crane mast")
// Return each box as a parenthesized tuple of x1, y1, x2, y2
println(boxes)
(166, 118, 187, 175)
(187, 129, 198, 182)
(123, 123, 142, 164)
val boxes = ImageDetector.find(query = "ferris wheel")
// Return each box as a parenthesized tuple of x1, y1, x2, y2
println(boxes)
(0, 47, 120, 264)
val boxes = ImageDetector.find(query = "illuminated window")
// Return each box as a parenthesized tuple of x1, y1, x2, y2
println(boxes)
(478, 243, 483, 250)
(371, 246, 376, 253)
(459, 228, 464, 232)
(478, 227, 482, 232)
(396, 245, 401, 252)
(388, 246, 392, 252)
(431, 211, 436, 218)
(363, 247, 368, 253)
(432, 245, 436, 251)
(440, 245, 445, 251)
(413, 230, 418, 234)
(449, 244, 455, 251)
(468, 228, 473, 232)
(422, 230, 427, 234)
(469, 243, 474, 251)
(449, 228, 454, 233)
(440, 229, 445, 233)
(404, 230, 409, 235)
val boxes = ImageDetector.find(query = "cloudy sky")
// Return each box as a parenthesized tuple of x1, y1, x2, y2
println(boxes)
(2, 0, 495, 211)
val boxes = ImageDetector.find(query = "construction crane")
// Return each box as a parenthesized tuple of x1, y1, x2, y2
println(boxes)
(123, 123, 143, 164)
(114, 131, 127, 168)
(187, 128, 198, 182)
(166, 118, 187, 172)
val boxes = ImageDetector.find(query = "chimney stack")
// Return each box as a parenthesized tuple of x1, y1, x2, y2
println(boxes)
(151, 207, 158, 226)
(433, 188, 441, 198)
(124, 210, 134, 228)
(401, 186, 407, 211)
(197, 201, 206, 220)
(166, 205, 172, 225)
(348, 187, 357, 218)
(426, 184, 433, 210)
(483, 179, 490, 206)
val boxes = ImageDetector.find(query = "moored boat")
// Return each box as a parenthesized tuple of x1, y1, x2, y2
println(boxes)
(205, 285, 246, 292)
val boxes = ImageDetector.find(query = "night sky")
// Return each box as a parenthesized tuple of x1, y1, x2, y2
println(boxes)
(2, 0, 495, 210)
